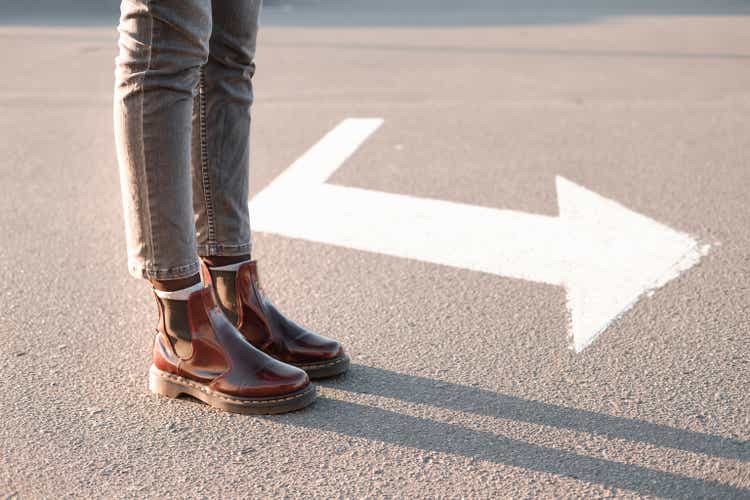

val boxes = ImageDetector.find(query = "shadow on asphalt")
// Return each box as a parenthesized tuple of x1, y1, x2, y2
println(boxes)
(3, 0, 750, 27)
(271, 364, 749, 498)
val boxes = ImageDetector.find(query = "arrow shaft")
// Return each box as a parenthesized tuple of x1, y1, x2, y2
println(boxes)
(266, 118, 384, 190)
(250, 117, 572, 284)
(252, 183, 570, 285)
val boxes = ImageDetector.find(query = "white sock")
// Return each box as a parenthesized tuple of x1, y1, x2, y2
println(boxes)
(153, 281, 204, 301)
(208, 259, 252, 272)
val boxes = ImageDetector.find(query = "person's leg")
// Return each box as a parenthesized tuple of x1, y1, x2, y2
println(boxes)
(188, 0, 257, 318)
(115, 0, 212, 354)
(194, 0, 348, 378)
(115, 0, 212, 285)
(191, 0, 258, 323)
(115, 0, 315, 412)
(192, 0, 261, 265)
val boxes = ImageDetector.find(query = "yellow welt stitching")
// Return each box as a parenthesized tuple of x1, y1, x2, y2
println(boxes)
(155, 369, 312, 405)
(294, 357, 348, 370)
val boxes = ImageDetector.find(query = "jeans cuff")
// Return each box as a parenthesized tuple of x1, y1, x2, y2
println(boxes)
(128, 260, 201, 281)
(197, 242, 252, 257)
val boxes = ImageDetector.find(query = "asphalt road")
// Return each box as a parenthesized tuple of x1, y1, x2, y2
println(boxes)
(1, 1, 749, 498)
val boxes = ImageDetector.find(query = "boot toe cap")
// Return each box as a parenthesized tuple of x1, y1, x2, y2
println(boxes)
(214, 359, 310, 399)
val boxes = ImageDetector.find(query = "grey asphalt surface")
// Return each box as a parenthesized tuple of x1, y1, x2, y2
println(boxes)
(1, 1, 749, 498)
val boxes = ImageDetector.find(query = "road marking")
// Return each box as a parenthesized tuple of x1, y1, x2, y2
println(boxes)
(250, 118, 709, 352)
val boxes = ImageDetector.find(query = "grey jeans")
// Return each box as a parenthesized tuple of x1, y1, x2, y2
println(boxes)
(114, 0, 262, 280)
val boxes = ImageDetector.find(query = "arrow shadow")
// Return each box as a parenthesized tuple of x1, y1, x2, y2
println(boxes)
(269, 364, 748, 498)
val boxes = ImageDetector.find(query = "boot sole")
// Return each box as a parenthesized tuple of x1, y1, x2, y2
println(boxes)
(290, 354, 350, 379)
(148, 365, 317, 414)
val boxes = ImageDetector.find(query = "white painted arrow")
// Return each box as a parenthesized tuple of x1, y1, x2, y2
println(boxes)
(250, 118, 709, 351)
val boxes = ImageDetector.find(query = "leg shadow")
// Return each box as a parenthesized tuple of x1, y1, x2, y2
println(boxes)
(319, 365, 749, 462)
(276, 396, 747, 499)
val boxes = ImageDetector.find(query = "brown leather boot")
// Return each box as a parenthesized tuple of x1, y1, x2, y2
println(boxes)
(201, 260, 350, 379)
(149, 285, 316, 414)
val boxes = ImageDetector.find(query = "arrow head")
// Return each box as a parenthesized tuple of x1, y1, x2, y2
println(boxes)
(555, 176, 708, 352)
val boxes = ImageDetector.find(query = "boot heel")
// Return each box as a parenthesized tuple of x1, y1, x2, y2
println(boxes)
(148, 365, 183, 399)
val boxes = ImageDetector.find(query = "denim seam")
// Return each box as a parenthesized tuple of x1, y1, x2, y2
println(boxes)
(198, 67, 216, 245)
(140, 0, 156, 272)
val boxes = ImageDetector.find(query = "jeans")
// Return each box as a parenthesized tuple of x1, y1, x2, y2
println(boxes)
(114, 0, 262, 280)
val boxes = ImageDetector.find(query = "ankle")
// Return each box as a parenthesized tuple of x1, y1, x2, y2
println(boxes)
(201, 254, 251, 268)
(201, 258, 250, 325)
(207, 269, 240, 325)
(150, 273, 201, 292)
(153, 282, 203, 358)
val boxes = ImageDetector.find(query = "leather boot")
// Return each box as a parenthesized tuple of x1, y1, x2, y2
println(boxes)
(149, 285, 316, 414)
(201, 260, 350, 378)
